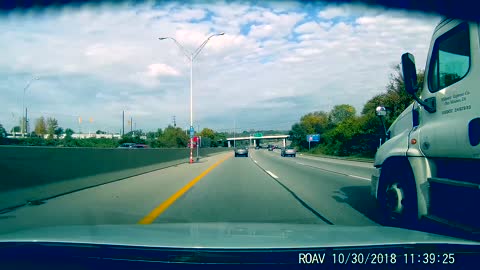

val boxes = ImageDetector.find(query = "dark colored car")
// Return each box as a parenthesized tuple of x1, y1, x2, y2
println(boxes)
(118, 143, 136, 148)
(234, 147, 248, 157)
(268, 146, 274, 151)
(133, 144, 149, 148)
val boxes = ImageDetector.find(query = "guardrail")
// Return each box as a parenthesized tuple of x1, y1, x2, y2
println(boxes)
(0, 146, 229, 211)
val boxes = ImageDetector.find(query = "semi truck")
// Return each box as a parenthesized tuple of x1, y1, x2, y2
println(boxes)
(371, 18, 479, 231)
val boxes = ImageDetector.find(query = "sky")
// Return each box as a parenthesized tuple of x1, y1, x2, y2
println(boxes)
(0, 0, 441, 134)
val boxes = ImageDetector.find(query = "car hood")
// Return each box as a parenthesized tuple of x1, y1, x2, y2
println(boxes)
(0, 223, 477, 249)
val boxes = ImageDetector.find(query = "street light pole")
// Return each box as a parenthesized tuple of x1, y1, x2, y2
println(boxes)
(158, 32, 224, 164)
(22, 76, 39, 137)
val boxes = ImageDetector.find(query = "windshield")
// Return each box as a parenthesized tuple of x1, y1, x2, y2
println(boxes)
(1, 0, 479, 262)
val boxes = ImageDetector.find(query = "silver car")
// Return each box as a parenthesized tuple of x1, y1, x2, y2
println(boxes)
(234, 147, 248, 157)
(281, 147, 296, 157)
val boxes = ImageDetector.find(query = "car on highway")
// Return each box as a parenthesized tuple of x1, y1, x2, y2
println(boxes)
(118, 143, 136, 149)
(268, 145, 274, 151)
(234, 147, 248, 157)
(133, 144, 149, 148)
(281, 147, 296, 157)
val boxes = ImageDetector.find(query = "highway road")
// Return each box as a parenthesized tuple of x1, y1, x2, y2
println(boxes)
(0, 148, 380, 234)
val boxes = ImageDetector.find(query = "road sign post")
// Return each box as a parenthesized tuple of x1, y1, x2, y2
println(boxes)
(189, 126, 194, 163)
(307, 134, 320, 151)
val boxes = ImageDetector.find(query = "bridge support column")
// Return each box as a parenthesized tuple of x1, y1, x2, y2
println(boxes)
(283, 138, 286, 147)
(228, 141, 231, 148)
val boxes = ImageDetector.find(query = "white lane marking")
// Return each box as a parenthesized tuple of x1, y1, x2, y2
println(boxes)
(266, 170, 279, 179)
(296, 162, 371, 181)
(348, 174, 371, 181)
(253, 160, 258, 163)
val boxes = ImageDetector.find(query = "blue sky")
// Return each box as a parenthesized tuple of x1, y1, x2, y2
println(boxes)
(0, 0, 440, 134)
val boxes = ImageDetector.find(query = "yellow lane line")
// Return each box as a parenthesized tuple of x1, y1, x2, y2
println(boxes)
(138, 153, 231, 224)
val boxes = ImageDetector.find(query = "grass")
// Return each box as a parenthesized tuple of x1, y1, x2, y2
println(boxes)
(298, 146, 374, 163)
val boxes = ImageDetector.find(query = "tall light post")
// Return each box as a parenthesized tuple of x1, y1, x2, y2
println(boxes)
(158, 32, 224, 163)
(22, 76, 40, 137)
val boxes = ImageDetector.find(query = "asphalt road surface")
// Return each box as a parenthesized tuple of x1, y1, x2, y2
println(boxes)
(0, 148, 381, 235)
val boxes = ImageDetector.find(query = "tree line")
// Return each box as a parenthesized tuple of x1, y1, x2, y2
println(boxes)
(289, 65, 424, 158)
(0, 122, 232, 148)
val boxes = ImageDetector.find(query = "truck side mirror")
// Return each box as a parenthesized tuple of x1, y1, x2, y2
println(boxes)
(401, 53, 418, 95)
(376, 106, 388, 138)
(401, 52, 436, 113)
(375, 106, 387, 117)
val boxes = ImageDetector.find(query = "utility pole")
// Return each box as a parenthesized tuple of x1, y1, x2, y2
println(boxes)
(25, 107, 28, 136)
(173, 116, 176, 127)
(122, 110, 125, 136)
(130, 117, 133, 133)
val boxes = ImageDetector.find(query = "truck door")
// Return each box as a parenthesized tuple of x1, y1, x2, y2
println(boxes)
(418, 20, 479, 159)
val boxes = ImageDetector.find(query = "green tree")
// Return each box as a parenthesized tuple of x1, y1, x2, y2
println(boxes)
(146, 132, 155, 140)
(54, 127, 64, 139)
(199, 128, 215, 140)
(0, 124, 6, 137)
(288, 65, 425, 158)
(34, 116, 47, 137)
(289, 111, 329, 150)
(46, 117, 59, 139)
(213, 132, 227, 147)
(65, 128, 75, 139)
(11, 126, 21, 133)
(157, 125, 188, 148)
(328, 104, 356, 126)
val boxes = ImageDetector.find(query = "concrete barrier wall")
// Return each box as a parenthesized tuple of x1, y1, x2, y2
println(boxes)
(0, 146, 229, 210)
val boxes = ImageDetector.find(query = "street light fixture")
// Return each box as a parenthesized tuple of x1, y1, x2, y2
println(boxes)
(158, 32, 224, 163)
(22, 76, 40, 137)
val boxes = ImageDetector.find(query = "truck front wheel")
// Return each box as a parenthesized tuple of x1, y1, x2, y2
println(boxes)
(377, 160, 419, 228)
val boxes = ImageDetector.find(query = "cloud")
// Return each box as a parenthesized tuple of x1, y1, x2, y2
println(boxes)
(0, 1, 441, 132)
(146, 63, 181, 77)
(318, 6, 348, 19)
(170, 8, 206, 21)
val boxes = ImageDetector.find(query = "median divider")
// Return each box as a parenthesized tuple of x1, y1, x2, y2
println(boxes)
(0, 146, 229, 211)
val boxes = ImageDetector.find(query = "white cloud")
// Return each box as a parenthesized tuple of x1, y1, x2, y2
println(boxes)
(146, 63, 181, 77)
(249, 24, 274, 38)
(282, 56, 304, 63)
(170, 8, 206, 21)
(0, 2, 441, 132)
(247, 11, 305, 39)
(318, 7, 348, 19)
(295, 22, 320, 33)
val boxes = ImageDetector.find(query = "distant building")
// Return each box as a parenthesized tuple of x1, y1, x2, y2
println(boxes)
(42, 133, 121, 139)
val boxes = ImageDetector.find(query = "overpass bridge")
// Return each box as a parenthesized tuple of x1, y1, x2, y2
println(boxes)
(226, 135, 289, 148)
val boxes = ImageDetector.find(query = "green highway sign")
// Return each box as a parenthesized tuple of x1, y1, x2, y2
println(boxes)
(253, 133, 263, 137)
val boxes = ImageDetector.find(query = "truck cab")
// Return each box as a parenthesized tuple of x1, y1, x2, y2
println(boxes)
(372, 18, 480, 230)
